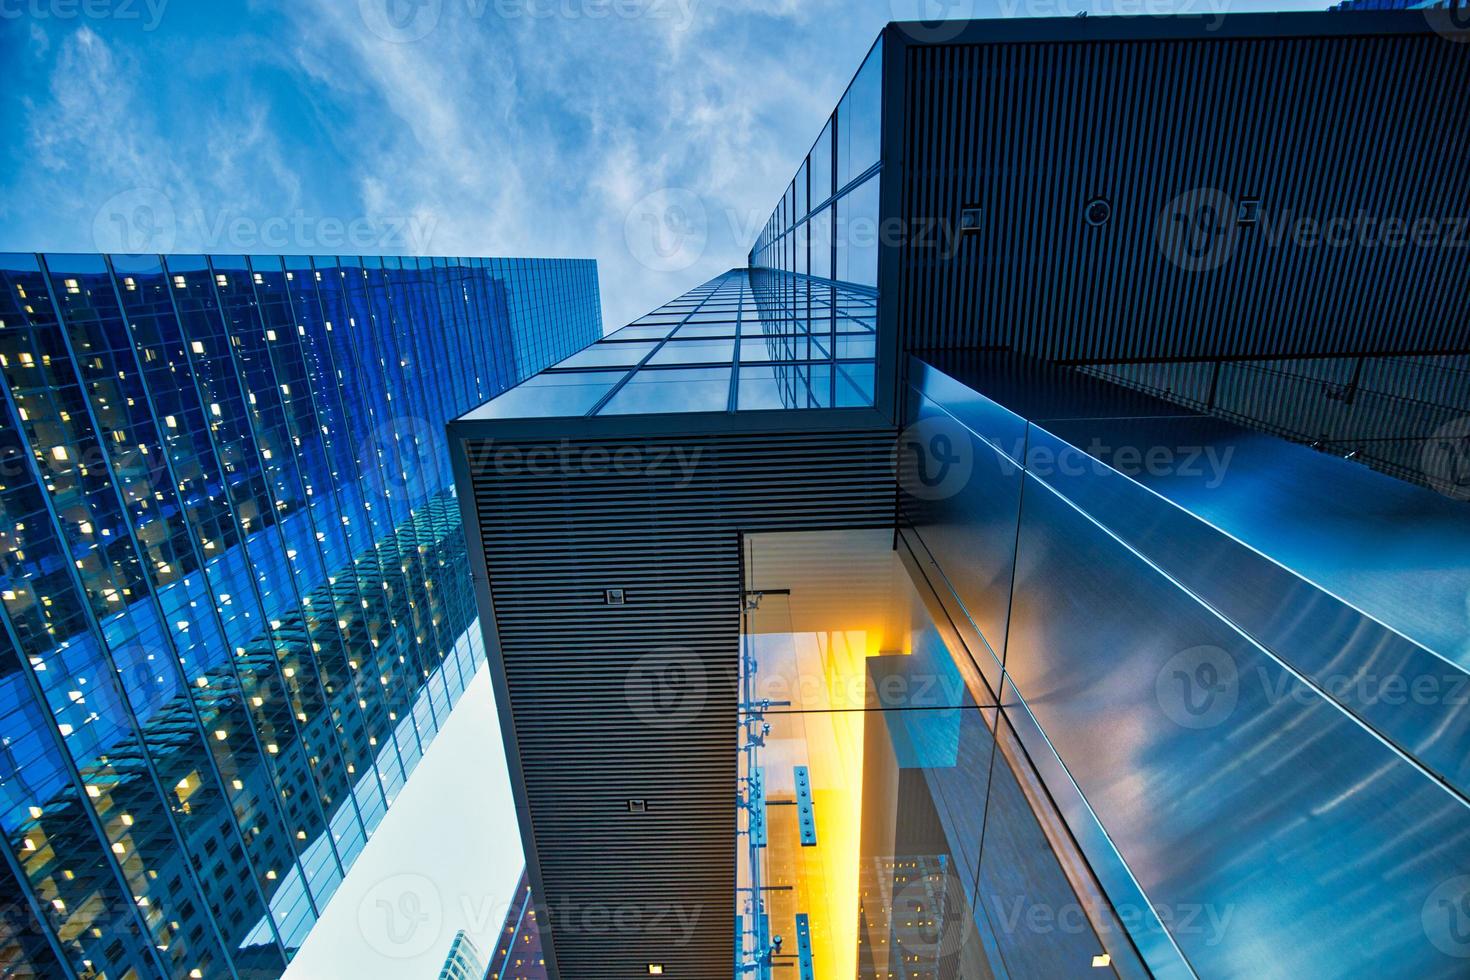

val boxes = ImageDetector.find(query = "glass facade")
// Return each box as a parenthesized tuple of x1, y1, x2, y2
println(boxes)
(436, 931, 485, 980)
(736, 529, 1128, 980)
(486, 871, 546, 980)
(0, 252, 600, 979)
(448, 14, 1470, 980)
(748, 38, 883, 289)
(465, 269, 876, 419)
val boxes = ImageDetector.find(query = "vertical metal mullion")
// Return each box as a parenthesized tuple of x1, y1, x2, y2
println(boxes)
(378, 258, 454, 733)
(142, 259, 323, 927)
(242, 258, 375, 856)
(159, 256, 330, 919)
(324, 259, 428, 765)
(103, 256, 292, 959)
(280, 258, 398, 825)
(37, 256, 245, 979)
(0, 608, 139, 980)
(0, 368, 182, 980)
(201, 258, 353, 885)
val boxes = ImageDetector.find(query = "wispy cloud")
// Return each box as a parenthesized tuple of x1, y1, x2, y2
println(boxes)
(2, 0, 891, 325)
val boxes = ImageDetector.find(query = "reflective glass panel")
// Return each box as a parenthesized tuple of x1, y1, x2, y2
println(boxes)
(836, 38, 883, 190)
(551, 341, 656, 369)
(598, 366, 731, 415)
(648, 339, 736, 366)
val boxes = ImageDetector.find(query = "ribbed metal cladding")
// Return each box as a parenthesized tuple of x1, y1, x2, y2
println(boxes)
(898, 29, 1470, 360)
(465, 428, 895, 980)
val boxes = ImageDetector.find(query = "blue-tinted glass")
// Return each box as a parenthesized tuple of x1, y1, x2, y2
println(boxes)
(810, 207, 833, 280)
(831, 334, 877, 359)
(598, 367, 732, 415)
(552, 341, 655, 369)
(836, 38, 883, 190)
(837, 361, 876, 405)
(0, 250, 600, 979)
(835, 174, 881, 288)
(608, 323, 676, 340)
(674, 323, 738, 338)
(810, 118, 834, 208)
(469, 370, 626, 419)
(648, 339, 736, 366)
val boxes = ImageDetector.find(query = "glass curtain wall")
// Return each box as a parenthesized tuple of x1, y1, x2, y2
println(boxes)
(465, 270, 877, 419)
(0, 253, 600, 979)
(747, 37, 883, 402)
(735, 529, 1135, 980)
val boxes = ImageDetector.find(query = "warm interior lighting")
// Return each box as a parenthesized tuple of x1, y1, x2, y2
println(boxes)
(1093, 953, 1112, 968)
(646, 967, 664, 976)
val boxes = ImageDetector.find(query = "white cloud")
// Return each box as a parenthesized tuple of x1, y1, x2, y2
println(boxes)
(4, 0, 894, 325)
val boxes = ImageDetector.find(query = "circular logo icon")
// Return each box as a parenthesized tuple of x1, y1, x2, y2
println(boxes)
(625, 647, 707, 729)
(894, 415, 975, 502)
(93, 187, 177, 255)
(1155, 645, 1238, 729)
(1425, 3, 1470, 44)
(1084, 197, 1113, 227)
(891, 865, 975, 962)
(1421, 416, 1470, 502)
(359, 0, 443, 43)
(1423, 875, 1470, 958)
(358, 873, 443, 959)
(889, 0, 976, 43)
(361, 416, 440, 505)
(1155, 188, 1238, 272)
(624, 188, 708, 273)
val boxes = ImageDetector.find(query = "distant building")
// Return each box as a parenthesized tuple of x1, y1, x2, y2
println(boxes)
(486, 871, 548, 980)
(438, 930, 487, 980)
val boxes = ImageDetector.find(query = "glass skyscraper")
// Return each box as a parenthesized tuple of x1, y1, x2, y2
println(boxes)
(450, 10, 1470, 980)
(0, 253, 599, 979)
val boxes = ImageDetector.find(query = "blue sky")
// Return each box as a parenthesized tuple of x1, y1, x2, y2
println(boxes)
(0, 0, 900, 328)
(0, 0, 1328, 331)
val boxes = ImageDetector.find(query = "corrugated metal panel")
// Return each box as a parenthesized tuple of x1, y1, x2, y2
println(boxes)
(899, 31, 1470, 360)
(464, 428, 895, 980)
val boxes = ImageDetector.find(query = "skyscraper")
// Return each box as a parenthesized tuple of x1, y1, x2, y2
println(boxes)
(437, 931, 486, 980)
(486, 872, 546, 980)
(451, 10, 1470, 979)
(0, 253, 600, 979)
